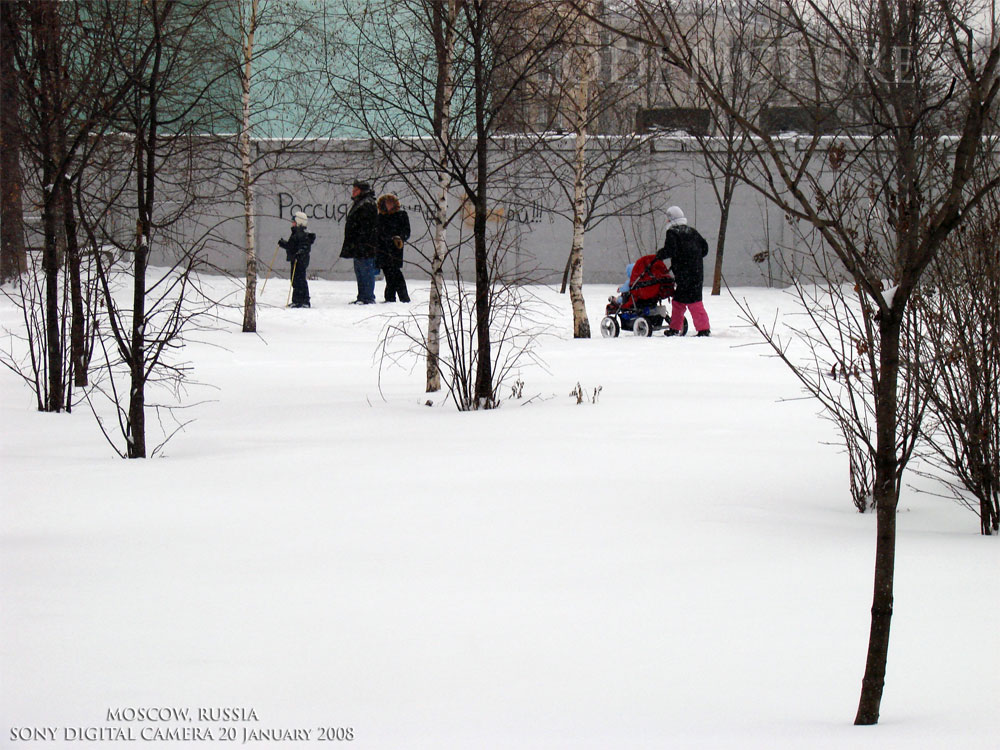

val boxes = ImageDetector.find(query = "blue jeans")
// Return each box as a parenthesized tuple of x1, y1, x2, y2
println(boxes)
(353, 258, 376, 303)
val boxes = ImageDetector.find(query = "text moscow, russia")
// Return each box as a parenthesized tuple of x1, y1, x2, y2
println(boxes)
(9, 706, 354, 743)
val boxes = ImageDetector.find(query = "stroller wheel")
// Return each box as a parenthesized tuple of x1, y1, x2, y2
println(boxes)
(600, 316, 620, 338)
(633, 317, 652, 337)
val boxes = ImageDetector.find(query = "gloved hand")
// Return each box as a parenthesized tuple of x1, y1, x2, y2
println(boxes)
(392, 236, 404, 250)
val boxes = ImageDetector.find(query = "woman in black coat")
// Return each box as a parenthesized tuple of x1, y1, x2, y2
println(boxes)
(375, 193, 411, 303)
(655, 205, 711, 336)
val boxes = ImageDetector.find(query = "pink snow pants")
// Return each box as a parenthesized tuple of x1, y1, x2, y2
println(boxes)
(670, 300, 710, 333)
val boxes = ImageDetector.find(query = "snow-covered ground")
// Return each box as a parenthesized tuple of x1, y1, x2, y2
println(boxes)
(2, 276, 997, 749)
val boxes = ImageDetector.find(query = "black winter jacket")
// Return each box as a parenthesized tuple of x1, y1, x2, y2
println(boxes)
(656, 224, 709, 304)
(340, 191, 378, 259)
(375, 209, 411, 269)
(279, 225, 316, 263)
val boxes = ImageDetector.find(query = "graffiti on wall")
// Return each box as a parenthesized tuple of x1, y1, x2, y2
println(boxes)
(277, 193, 354, 223)
(459, 196, 546, 227)
(277, 191, 550, 229)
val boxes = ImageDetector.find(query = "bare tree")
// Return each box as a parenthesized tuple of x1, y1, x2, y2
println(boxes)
(427, 0, 460, 392)
(334, 0, 463, 392)
(11, 0, 100, 409)
(0, 1, 25, 284)
(678, 0, 769, 295)
(538, 2, 658, 338)
(446, 0, 578, 405)
(379, 248, 548, 410)
(584, 0, 1000, 725)
(200, 0, 342, 333)
(734, 235, 930, 519)
(559, 0, 598, 338)
(237, 0, 262, 333)
(339, 0, 575, 407)
(81, 0, 226, 458)
(915, 182, 1000, 534)
(3, 0, 166, 410)
(23, 0, 71, 412)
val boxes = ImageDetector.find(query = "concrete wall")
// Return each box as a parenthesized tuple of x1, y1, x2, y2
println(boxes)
(183, 135, 804, 287)
(20, 136, 811, 287)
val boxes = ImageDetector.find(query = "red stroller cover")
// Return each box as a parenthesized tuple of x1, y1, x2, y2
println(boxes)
(626, 255, 674, 305)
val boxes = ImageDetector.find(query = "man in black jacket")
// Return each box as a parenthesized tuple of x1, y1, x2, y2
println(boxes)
(278, 211, 315, 308)
(656, 205, 711, 336)
(339, 179, 378, 304)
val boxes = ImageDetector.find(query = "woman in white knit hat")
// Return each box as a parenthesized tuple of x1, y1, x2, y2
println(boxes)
(278, 211, 316, 308)
(655, 205, 711, 336)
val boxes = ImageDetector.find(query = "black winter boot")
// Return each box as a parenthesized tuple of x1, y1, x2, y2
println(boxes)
(696, 329, 711, 337)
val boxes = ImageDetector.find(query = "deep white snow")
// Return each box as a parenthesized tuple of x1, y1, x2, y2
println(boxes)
(1, 276, 997, 749)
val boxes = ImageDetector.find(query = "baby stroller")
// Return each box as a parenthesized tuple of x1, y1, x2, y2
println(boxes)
(600, 254, 686, 337)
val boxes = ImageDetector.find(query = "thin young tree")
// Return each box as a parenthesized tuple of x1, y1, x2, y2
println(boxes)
(680, 0, 767, 296)
(455, 0, 579, 405)
(563, 0, 598, 337)
(4, 0, 163, 409)
(333, 0, 462, 392)
(13, 0, 100, 408)
(86, 0, 223, 457)
(117, 0, 176, 457)
(203, 0, 341, 333)
(22, 0, 70, 412)
(340, 0, 575, 406)
(584, 0, 1000, 725)
(526, 3, 665, 337)
(238, 0, 262, 332)
(915, 181, 1000, 534)
(427, 0, 459, 391)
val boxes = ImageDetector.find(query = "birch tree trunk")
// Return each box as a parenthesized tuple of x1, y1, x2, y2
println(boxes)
(240, 0, 259, 333)
(427, 163, 449, 392)
(426, 0, 457, 393)
(567, 1, 595, 339)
